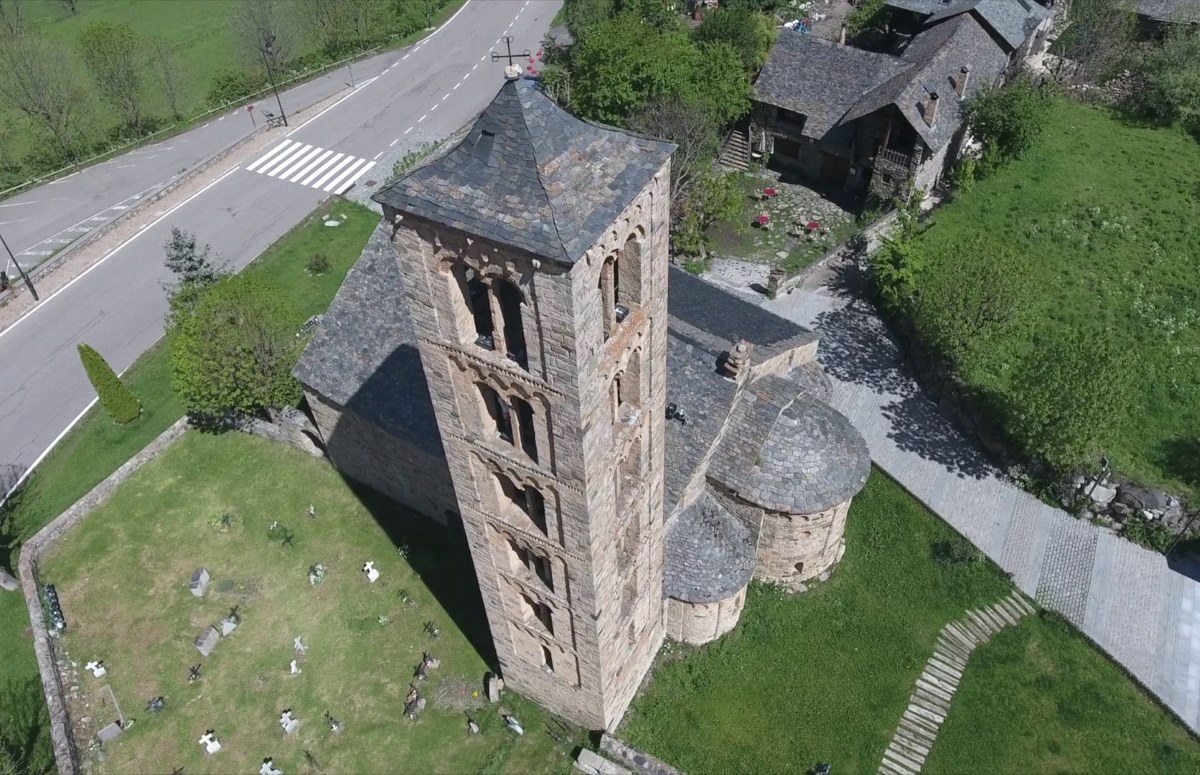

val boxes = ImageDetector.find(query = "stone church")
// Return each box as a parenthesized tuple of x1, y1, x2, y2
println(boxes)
(294, 76, 870, 731)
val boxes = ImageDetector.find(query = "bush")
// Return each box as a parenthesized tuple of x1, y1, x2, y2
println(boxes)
(932, 536, 984, 568)
(1129, 28, 1200, 135)
(77, 343, 141, 424)
(206, 69, 267, 108)
(306, 252, 331, 275)
(167, 273, 304, 422)
(965, 75, 1053, 168)
(1121, 516, 1175, 554)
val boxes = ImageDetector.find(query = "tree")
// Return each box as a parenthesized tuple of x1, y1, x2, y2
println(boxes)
(1052, 0, 1136, 83)
(168, 274, 305, 421)
(672, 167, 742, 256)
(149, 38, 184, 120)
(78, 22, 144, 130)
(1006, 329, 1132, 477)
(569, 11, 750, 126)
(846, 0, 888, 37)
(0, 677, 54, 775)
(964, 74, 1053, 167)
(630, 94, 722, 204)
(77, 343, 141, 424)
(1129, 27, 1200, 135)
(0, 0, 25, 39)
(563, 0, 615, 37)
(164, 227, 220, 285)
(231, 0, 294, 74)
(302, 0, 354, 58)
(693, 6, 776, 73)
(0, 34, 90, 156)
(914, 234, 1033, 376)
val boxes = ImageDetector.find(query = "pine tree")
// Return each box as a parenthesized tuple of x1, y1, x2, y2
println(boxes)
(77, 343, 141, 424)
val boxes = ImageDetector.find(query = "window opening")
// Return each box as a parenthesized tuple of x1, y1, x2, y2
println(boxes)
(496, 279, 528, 369)
(479, 384, 513, 442)
(464, 269, 494, 348)
(513, 397, 538, 462)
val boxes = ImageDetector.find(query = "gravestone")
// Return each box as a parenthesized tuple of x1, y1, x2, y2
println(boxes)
(85, 660, 107, 678)
(221, 616, 239, 636)
(486, 673, 502, 703)
(195, 626, 219, 657)
(293, 636, 307, 655)
(279, 709, 300, 735)
(505, 715, 524, 735)
(260, 757, 283, 775)
(189, 568, 211, 598)
(96, 722, 123, 744)
(199, 730, 221, 754)
(362, 561, 380, 583)
(289, 659, 302, 675)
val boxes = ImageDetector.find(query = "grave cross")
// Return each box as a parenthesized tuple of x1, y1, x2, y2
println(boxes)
(490, 36, 531, 68)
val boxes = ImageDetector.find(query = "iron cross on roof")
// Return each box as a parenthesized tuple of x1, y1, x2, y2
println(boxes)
(491, 35, 531, 67)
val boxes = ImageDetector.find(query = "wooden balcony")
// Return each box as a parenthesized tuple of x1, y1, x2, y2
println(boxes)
(873, 146, 917, 178)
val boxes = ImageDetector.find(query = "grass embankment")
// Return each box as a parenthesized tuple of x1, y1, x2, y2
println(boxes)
(0, 198, 380, 771)
(40, 432, 581, 774)
(622, 471, 1200, 773)
(911, 100, 1200, 495)
(2, 0, 464, 190)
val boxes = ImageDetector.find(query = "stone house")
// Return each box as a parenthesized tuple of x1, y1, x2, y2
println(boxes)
(742, 0, 1047, 198)
(295, 77, 869, 731)
(1135, 0, 1200, 34)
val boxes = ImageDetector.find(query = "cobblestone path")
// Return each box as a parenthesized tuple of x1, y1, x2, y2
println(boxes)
(749, 257, 1200, 735)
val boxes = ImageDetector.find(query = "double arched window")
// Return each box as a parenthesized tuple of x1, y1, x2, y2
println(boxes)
(477, 383, 538, 463)
(460, 268, 528, 369)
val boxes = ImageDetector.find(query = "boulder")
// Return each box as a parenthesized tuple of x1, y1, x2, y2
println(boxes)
(1115, 485, 1170, 513)
(0, 568, 18, 593)
(1087, 483, 1118, 509)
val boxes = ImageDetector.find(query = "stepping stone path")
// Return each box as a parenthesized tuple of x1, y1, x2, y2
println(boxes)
(879, 590, 1036, 775)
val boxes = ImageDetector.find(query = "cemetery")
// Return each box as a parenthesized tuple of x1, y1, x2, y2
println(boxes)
(37, 431, 583, 774)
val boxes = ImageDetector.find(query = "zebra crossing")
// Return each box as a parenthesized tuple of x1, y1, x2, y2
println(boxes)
(246, 139, 376, 194)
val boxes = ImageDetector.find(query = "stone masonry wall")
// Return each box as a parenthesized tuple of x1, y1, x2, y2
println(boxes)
(754, 499, 853, 583)
(665, 585, 747, 645)
(18, 418, 190, 775)
(306, 390, 456, 524)
(383, 161, 672, 731)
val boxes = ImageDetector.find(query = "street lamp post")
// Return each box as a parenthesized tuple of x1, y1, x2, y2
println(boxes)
(259, 31, 288, 127)
(0, 231, 38, 301)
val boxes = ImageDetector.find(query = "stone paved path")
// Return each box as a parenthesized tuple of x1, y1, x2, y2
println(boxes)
(749, 257, 1200, 735)
(880, 591, 1035, 775)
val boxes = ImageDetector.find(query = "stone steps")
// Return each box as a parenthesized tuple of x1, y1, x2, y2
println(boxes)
(717, 128, 750, 172)
(879, 591, 1035, 774)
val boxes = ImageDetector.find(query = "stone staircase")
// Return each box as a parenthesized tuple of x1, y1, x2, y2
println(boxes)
(717, 127, 750, 171)
(879, 590, 1037, 775)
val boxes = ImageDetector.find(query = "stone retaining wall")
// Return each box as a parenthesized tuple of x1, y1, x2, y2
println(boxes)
(767, 209, 899, 298)
(16, 418, 190, 775)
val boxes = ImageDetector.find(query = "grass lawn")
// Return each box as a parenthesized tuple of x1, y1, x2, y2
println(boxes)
(912, 99, 1200, 495)
(621, 470, 1200, 773)
(0, 197, 380, 772)
(39, 432, 582, 774)
(926, 614, 1200, 774)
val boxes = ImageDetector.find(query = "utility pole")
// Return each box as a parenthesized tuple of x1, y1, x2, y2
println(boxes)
(0, 231, 38, 301)
(259, 30, 288, 127)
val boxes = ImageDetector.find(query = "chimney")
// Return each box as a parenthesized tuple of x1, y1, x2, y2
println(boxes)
(955, 66, 971, 98)
(922, 91, 940, 126)
(839, 22, 847, 45)
(721, 339, 754, 379)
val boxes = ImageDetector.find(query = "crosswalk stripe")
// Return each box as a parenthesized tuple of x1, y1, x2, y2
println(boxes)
(323, 158, 367, 193)
(287, 149, 332, 182)
(260, 143, 310, 177)
(246, 140, 294, 172)
(275, 145, 323, 179)
(336, 160, 376, 193)
(312, 156, 354, 190)
(300, 153, 343, 186)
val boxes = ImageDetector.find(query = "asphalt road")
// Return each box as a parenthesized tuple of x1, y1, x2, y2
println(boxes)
(0, 0, 560, 483)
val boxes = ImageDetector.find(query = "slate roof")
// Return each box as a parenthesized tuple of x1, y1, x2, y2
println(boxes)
(372, 78, 674, 266)
(709, 376, 871, 514)
(293, 223, 443, 458)
(846, 13, 1009, 151)
(664, 490, 756, 603)
(753, 29, 913, 139)
(886, 0, 1050, 51)
(1137, 0, 1200, 22)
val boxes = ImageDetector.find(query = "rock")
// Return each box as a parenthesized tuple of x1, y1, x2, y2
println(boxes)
(1109, 501, 1133, 518)
(486, 673, 502, 703)
(1087, 483, 1117, 509)
(324, 220, 340, 227)
(0, 568, 18, 592)
(1115, 485, 1170, 512)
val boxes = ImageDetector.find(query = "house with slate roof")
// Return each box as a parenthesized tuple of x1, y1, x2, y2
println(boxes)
(294, 76, 869, 730)
(743, 0, 1047, 199)
(1135, 0, 1200, 33)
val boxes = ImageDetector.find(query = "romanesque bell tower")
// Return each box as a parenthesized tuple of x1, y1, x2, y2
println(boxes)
(373, 76, 675, 729)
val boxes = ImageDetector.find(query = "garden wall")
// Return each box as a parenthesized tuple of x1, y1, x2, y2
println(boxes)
(17, 418, 191, 775)
(767, 209, 899, 298)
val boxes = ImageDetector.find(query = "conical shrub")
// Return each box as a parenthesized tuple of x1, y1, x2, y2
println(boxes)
(77, 343, 141, 424)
